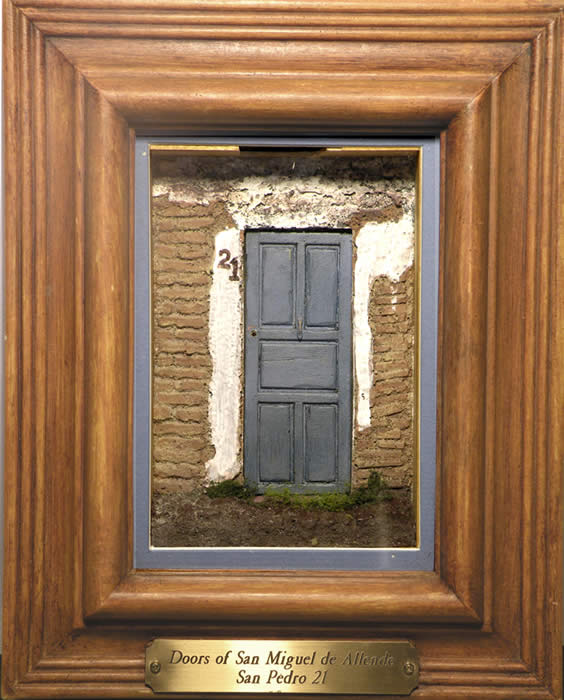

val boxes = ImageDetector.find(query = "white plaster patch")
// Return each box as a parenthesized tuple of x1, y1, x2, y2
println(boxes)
(354, 213, 414, 430)
(226, 175, 334, 230)
(205, 228, 243, 483)
(154, 173, 415, 231)
(152, 182, 210, 207)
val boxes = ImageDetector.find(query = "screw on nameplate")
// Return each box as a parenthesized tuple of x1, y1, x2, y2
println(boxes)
(403, 661, 417, 676)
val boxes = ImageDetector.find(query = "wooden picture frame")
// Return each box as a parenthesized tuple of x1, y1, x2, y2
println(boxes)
(3, 1, 563, 698)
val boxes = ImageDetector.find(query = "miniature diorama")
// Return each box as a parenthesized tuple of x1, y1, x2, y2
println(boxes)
(150, 148, 418, 548)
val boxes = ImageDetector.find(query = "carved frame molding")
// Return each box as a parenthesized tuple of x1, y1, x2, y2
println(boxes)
(3, 1, 563, 698)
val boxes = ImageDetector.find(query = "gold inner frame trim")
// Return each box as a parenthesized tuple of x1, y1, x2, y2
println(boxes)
(148, 144, 422, 549)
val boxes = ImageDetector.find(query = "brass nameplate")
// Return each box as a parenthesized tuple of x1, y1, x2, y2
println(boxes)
(145, 639, 419, 695)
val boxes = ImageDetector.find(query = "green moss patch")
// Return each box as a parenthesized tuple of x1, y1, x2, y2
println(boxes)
(205, 472, 390, 512)
(205, 479, 257, 500)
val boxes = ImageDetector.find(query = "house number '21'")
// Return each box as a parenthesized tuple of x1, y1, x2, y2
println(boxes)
(217, 249, 240, 281)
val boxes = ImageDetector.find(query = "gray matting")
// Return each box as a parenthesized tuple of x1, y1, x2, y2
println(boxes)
(134, 136, 439, 571)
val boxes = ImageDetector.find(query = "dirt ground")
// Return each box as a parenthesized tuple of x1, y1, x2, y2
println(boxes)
(151, 488, 416, 548)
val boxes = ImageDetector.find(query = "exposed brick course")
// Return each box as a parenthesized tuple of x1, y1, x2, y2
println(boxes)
(151, 199, 232, 493)
(353, 267, 415, 488)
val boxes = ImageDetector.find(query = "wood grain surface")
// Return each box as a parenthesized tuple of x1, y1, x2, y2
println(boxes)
(3, 1, 563, 698)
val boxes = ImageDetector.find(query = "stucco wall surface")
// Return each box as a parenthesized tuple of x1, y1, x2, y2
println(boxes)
(151, 152, 416, 494)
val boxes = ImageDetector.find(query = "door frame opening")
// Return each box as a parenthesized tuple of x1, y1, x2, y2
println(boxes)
(243, 228, 353, 494)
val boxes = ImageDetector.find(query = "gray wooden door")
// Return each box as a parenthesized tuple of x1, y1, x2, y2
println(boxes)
(244, 231, 352, 493)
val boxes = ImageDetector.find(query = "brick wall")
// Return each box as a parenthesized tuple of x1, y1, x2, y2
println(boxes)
(353, 267, 415, 488)
(152, 199, 234, 493)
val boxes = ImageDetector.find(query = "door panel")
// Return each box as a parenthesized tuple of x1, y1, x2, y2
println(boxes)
(304, 404, 338, 483)
(245, 231, 352, 493)
(305, 245, 340, 328)
(260, 341, 338, 390)
(258, 403, 294, 483)
(260, 243, 296, 327)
